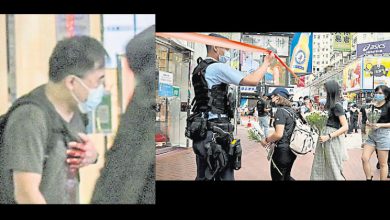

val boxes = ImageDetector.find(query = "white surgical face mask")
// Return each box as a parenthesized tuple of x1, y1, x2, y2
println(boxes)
(219, 50, 231, 63)
(70, 77, 105, 113)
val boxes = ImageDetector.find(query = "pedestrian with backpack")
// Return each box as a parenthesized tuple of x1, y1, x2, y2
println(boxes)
(260, 88, 297, 181)
(0, 36, 105, 204)
(311, 80, 349, 180)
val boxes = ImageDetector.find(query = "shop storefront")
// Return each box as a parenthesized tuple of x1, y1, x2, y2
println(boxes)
(343, 56, 390, 105)
(156, 37, 192, 152)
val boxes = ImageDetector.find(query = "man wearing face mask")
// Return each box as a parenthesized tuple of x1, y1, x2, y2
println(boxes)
(188, 33, 275, 181)
(0, 36, 106, 204)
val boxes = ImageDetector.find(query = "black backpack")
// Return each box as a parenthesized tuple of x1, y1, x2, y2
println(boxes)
(0, 86, 88, 204)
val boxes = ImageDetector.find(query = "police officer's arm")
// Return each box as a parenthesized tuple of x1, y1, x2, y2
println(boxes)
(240, 53, 274, 86)
(13, 172, 46, 204)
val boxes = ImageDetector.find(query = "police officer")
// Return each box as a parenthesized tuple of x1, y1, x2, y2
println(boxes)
(190, 33, 275, 181)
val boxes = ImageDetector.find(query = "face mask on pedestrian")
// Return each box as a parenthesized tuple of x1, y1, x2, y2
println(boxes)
(374, 93, 385, 102)
(216, 47, 230, 63)
(270, 96, 278, 107)
(70, 76, 105, 113)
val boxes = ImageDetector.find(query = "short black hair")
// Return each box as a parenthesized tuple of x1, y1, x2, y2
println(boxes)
(49, 36, 108, 82)
(206, 33, 228, 53)
(375, 85, 390, 102)
(125, 26, 155, 76)
(299, 97, 303, 99)
(303, 96, 310, 100)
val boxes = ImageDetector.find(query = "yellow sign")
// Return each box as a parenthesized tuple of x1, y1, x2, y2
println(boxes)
(290, 33, 313, 73)
(362, 56, 390, 89)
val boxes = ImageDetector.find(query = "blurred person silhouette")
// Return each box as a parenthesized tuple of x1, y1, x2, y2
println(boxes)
(91, 25, 155, 204)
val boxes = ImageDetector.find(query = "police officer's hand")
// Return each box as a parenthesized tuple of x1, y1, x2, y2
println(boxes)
(263, 52, 275, 66)
(66, 133, 99, 171)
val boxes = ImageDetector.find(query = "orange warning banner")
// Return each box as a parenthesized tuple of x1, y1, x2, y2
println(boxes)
(156, 32, 301, 83)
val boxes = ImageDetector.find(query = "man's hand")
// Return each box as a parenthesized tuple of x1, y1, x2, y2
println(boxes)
(67, 133, 98, 171)
(263, 52, 275, 66)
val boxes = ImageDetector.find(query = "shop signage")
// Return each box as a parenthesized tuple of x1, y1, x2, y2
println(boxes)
(357, 40, 390, 57)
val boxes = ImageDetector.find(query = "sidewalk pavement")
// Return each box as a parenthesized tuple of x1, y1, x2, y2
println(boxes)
(157, 116, 382, 180)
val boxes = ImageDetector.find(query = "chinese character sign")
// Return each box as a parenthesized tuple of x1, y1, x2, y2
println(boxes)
(289, 32, 313, 74)
(251, 35, 290, 57)
(333, 32, 351, 52)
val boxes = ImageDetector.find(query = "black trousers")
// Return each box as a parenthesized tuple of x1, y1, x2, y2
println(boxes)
(349, 117, 358, 133)
(192, 127, 234, 181)
(270, 146, 297, 181)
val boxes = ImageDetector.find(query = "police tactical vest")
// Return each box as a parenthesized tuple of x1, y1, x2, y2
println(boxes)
(191, 57, 234, 119)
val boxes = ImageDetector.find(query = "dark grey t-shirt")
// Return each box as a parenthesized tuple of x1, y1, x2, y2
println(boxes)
(273, 107, 295, 148)
(326, 103, 344, 129)
(3, 103, 85, 204)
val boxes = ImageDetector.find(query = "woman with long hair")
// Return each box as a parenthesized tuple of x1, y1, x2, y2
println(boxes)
(311, 80, 349, 180)
(361, 85, 390, 180)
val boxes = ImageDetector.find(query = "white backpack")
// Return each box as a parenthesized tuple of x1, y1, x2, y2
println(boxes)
(280, 108, 319, 155)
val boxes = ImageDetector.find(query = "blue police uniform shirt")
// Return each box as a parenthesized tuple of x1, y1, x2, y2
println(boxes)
(204, 57, 246, 120)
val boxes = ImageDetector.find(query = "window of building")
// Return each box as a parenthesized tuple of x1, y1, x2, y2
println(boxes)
(156, 43, 190, 148)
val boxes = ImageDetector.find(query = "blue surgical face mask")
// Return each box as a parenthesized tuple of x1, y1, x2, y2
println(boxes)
(219, 50, 230, 63)
(71, 77, 105, 113)
(374, 94, 385, 102)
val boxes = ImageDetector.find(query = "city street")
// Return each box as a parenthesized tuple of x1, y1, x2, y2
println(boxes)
(156, 116, 382, 180)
